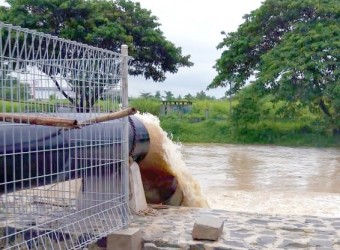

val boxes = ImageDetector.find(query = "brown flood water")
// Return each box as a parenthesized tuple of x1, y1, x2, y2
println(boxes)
(183, 144, 340, 193)
(182, 143, 340, 217)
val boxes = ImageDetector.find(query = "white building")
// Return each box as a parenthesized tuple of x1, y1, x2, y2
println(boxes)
(9, 65, 74, 100)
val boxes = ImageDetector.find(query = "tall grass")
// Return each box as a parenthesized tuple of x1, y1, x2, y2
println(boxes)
(159, 98, 338, 147)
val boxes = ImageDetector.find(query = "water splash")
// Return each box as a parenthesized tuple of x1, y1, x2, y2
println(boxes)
(136, 113, 209, 208)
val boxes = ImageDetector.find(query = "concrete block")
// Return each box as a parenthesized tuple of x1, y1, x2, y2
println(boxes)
(107, 228, 142, 250)
(129, 162, 148, 213)
(192, 216, 224, 241)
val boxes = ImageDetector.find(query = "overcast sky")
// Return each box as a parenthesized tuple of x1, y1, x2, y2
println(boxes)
(130, 0, 264, 98)
(0, 0, 264, 98)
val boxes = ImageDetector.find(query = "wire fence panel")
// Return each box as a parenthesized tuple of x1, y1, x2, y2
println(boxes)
(0, 22, 131, 249)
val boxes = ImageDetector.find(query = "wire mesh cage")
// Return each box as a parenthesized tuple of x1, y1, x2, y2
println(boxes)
(0, 22, 131, 249)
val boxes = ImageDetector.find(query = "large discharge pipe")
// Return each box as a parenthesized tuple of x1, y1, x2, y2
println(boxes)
(0, 115, 150, 194)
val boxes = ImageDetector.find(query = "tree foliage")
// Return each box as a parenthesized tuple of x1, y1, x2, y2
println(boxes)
(154, 91, 161, 100)
(139, 92, 153, 99)
(162, 91, 174, 101)
(195, 90, 215, 100)
(0, 0, 193, 82)
(210, 0, 339, 131)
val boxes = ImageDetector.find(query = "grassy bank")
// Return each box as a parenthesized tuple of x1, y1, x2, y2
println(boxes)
(130, 98, 339, 147)
(160, 116, 339, 147)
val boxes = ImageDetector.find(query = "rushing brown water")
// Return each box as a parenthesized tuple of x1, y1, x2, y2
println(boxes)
(137, 113, 209, 208)
(183, 143, 340, 217)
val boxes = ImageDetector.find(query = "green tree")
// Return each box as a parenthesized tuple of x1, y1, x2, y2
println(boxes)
(1, 0, 193, 81)
(0, 0, 193, 111)
(163, 91, 174, 101)
(230, 85, 261, 123)
(139, 92, 153, 99)
(154, 90, 162, 100)
(195, 90, 215, 100)
(209, 0, 339, 132)
(184, 93, 193, 100)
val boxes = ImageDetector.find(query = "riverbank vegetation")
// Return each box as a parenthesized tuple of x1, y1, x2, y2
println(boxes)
(130, 89, 339, 147)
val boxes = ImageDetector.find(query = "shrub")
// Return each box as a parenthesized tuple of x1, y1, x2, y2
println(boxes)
(130, 98, 161, 116)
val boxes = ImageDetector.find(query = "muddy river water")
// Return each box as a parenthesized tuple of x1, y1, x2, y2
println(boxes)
(182, 144, 340, 217)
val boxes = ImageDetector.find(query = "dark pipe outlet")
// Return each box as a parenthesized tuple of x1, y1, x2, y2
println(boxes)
(0, 115, 149, 193)
(128, 116, 150, 162)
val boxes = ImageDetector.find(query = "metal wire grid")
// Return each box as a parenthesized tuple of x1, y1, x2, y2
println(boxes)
(0, 22, 131, 249)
